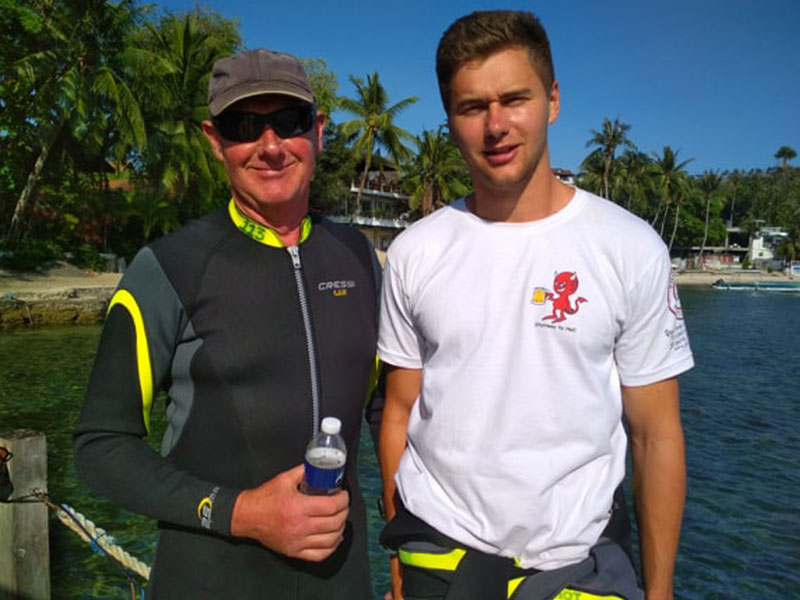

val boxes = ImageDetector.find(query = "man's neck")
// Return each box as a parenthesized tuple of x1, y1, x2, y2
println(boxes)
(233, 198, 308, 246)
(469, 161, 573, 223)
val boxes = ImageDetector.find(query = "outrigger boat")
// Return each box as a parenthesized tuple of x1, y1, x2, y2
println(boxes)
(711, 279, 800, 292)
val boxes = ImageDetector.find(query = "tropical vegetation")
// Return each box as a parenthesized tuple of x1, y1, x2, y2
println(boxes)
(579, 119, 799, 265)
(1, 1, 797, 273)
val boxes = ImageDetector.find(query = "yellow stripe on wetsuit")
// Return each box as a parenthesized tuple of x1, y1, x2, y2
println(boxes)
(398, 549, 624, 599)
(107, 289, 154, 433)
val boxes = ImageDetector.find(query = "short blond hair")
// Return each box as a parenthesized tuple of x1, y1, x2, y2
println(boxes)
(436, 10, 555, 112)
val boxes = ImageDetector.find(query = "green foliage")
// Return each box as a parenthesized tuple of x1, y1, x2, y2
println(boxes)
(403, 126, 470, 217)
(128, 10, 240, 229)
(310, 128, 358, 214)
(0, 238, 63, 271)
(2, 0, 149, 246)
(1, 3, 239, 253)
(301, 58, 340, 119)
(74, 242, 106, 272)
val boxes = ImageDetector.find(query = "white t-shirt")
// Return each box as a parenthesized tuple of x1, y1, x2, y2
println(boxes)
(378, 188, 694, 570)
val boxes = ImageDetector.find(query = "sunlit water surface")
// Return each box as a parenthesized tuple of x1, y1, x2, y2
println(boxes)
(0, 286, 798, 599)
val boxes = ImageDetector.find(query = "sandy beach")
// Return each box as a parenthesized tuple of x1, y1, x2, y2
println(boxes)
(0, 261, 796, 328)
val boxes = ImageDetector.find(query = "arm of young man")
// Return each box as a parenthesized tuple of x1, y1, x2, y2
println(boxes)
(622, 376, 686, 600)
(378, 365, 423, 600)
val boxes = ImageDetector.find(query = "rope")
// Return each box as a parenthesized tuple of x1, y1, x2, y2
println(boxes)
(31, 492, 151, 580)
(55, 504, 151, 580)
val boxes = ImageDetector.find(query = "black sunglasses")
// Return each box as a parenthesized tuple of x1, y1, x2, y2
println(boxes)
(213, 104, 315, 142)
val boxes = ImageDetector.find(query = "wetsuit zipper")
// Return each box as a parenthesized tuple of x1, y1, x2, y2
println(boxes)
(286, 244, 321, 436)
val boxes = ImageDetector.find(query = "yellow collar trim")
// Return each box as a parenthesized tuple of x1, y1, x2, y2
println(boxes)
(228, 199, 312, 248)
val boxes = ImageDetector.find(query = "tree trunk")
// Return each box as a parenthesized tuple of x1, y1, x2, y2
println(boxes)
(650, 202, 662, 228)
(659, 203, 669, 237)
(668, 203, 681, 252)
(354, 163, 368, 218)
(421, 185, 433, 217)
(5, 119, 65, 247)
(698, 196, 711, 269)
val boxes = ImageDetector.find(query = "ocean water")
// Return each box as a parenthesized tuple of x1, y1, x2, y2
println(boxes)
(0, 285, 798, 599)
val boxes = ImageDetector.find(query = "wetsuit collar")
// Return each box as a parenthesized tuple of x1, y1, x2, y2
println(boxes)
(228, 199, 312, 248)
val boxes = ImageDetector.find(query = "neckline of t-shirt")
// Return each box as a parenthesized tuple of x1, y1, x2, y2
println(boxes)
(449, 187, 587, 231)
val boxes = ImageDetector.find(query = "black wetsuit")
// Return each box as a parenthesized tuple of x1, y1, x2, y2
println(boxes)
(74, 202, 380, 598)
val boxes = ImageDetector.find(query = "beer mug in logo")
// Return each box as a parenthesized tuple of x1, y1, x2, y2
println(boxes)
(531, 287, 548, 305)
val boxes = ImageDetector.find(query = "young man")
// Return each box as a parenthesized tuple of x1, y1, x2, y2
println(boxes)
(74, 49, 381, 598)
(378, 11, 693, 600)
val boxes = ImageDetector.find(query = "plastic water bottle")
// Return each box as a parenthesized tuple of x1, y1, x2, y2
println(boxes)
(300, 417, 346, 495)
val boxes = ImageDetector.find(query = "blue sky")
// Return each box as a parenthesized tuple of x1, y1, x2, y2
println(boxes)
(157, 0, 799, 175)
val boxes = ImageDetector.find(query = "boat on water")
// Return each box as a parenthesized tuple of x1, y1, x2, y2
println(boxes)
(711, 278, 800, 292)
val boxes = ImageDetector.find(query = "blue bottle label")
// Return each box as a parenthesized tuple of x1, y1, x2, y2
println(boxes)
(303, 461, 344, 491)
(302, 446, 346, 493)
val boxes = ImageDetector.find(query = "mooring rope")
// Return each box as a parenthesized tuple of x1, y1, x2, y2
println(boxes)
(1, 447, 147, 599)
(16, 491, 152, 580)
(52, 500, 152, 580)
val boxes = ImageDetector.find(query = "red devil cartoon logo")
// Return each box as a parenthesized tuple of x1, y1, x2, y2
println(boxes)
(541, 271, 587, 323)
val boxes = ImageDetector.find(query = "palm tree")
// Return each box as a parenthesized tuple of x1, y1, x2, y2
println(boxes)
(403, 126, 470, 217)
(585, 117, 635, 201)
(775, 229, 799, 263)
(131, 11, 239, 224)
(4, 0, 146, 246)
(726, 169, 742, 227)
(618, 149, 652, 217)
(650, 146, 693, 247)
(774, 145, 797, 169)
(697, 171, 723, 269)
(578, 149, 606, 197)
(339, 73, 417, 215)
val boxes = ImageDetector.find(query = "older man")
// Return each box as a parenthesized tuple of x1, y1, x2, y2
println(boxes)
(75, 48, 380, 598)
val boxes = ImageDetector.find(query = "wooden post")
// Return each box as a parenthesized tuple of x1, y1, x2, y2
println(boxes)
(0, 430, 50, 600)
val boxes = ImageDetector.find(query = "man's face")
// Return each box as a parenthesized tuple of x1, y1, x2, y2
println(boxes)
(446, 46, 559, 196)
(203, 95, 324, 216)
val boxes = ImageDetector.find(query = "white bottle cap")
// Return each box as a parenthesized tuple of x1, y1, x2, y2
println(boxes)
(321, 417, 341, 435)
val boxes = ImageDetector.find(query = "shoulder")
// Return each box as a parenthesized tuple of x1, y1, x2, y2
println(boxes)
(386, 200, 467, 263)
(149, 207, 232, 259)
(574, 188, 667, 256)
(311, 214, 378, 264)
(127, 207, 234, 304)
(313, 214, 370, 247)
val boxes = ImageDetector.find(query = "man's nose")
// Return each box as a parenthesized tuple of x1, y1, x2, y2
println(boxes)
(255, 126, 283, 156)
(485, 103, 509, 139)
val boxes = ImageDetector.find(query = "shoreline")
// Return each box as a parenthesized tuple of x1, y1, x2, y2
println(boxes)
(0, 262, 121, 328)
(672, 269, 796, 286)
(1, 262, 796, 328)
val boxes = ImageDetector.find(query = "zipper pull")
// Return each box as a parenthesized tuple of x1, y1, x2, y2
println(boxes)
(287, 245, 301, 269)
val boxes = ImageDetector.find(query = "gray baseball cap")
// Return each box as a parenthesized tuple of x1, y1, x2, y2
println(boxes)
(208, 48, 314, 117)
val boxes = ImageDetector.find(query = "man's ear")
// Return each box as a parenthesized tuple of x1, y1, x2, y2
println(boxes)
(202, 120, 225, 161)
(314, 111, 326, 156)
(547, 80, 560, 125)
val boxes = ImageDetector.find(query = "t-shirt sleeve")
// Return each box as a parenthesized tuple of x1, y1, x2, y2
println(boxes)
(614, 250, 694, 386)
(378, 258, 424, 369)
